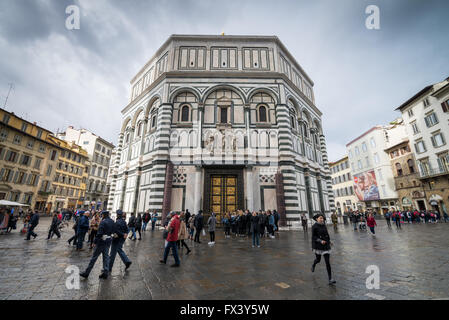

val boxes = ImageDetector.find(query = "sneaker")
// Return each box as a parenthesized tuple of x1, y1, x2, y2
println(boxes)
(99, 273, 108, 279)
(159, 260, 166, 264)
(329, 279, 336, 285)
(125, 261, 132, 270)
(79, 271, 89, 279)
(257, 245, 260, 248)
(252, 245, 255, 248)
(170, 264, 180, 268)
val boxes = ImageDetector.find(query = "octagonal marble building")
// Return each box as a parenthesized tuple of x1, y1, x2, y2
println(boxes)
(108, 35, 334, 226)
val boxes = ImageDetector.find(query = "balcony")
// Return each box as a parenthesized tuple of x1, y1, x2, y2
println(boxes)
(419, 167, 449, 179)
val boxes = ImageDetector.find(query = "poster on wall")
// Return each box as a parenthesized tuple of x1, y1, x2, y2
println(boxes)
(353, 170, 380, 201)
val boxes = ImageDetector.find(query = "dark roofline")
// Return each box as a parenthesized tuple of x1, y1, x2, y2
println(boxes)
(384, 139, 409, 152)
(395, 86, 433, 111)
(1, 107, 54, 134)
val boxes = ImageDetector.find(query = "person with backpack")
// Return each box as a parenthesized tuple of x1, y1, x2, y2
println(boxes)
(135, 213, 142, 240)
(47, 212, 61, 239)
(393, 211, 401, 229)
(385, 210, 392, 227)
(223, 213, 231, 238)
(160, 213, 181, 267)
(151, 211, 158, 231)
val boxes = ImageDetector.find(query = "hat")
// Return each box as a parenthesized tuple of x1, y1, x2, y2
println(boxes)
(101, 210, 110, 216)
(312, 213, 325, 221)
(116, 210, 124, 217)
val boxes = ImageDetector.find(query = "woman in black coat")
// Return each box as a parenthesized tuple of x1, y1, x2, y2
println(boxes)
(311, 214, 336, 285)
(135, 213, 142, 240)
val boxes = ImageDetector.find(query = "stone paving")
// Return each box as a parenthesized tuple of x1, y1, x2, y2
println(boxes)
(1, 217, 449, 300)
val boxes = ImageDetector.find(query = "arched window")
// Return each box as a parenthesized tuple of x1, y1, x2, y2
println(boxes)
(291, 116, 295, 129)
(396, 163, 403, 176)
(258, 105, 267, 122)
(137, 122, 143, 137)
(125, 132, 130, 143)
(181, 105, 190, 122)
(151, 115, 157, 128)
(408, 159, 415, 173)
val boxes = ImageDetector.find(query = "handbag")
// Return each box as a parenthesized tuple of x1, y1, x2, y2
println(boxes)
(162, 229, 168, 239)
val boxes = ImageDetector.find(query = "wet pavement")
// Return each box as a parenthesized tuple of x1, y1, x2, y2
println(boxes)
(1, 217, 449, 300)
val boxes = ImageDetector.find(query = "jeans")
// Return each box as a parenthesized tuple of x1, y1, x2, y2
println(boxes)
(252, 231, 260, 246)
(209, 231, 215, 242)
(129, 227, 136, 239)
(353, 222, 358, 230)
(369, 227, 375, 234)
(151, 221, 156, 231)
(142, 222, 148, 231)
(109, 239, 131, 271)
(163, 241, 180, 265)
(84, 241, 112, 275)
(76, 230, 88, 249)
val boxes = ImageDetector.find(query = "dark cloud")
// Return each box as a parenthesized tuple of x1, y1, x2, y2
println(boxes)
(0, 0, 448, 158)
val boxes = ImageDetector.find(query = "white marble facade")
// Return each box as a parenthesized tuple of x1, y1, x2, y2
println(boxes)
(108, 35, 334, 224)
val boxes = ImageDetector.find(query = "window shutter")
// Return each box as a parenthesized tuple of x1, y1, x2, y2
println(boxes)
(22, 173, 27, 184)
(26, 174, 32, 185)
(13, 171, 19, 183)
(431, 136, 436, 147)
(0, 148, 4, 160)
(424, 116, 430, 127)
(5, 150, 11, 161)
(34, 175, 40, 186)
(442, 101, 448, 113)
(0, 168, 4, 181)
(437, 158, 443, 171)
(46, 182, 51, 193)
(8, 170, 14, 182)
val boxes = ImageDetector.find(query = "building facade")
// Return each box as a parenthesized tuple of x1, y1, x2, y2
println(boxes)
(346, 120, 407, 214)
(56, 127, 114, 210)
(0, 108, 60, 211)
(396, 76, 449, 214)
(108, 35, 334, 225)
(329, 156, 363, 213)
(384, 140, 427, 211)
(46, 138, 89, 211)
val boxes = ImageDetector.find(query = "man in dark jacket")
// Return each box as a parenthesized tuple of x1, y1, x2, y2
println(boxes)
(47, 212, 61, 239)
(80, 211, 114, 279)
(76, 211, 90, 250)
(128, 213, 137, 240)
(185, 209, 191, 233)
(273, 209, 280, 232)
(194, 210, 204, 243)
(109, 211, 132, 272)
(142, 211, 150, 232)
(25, 210, 39, 240)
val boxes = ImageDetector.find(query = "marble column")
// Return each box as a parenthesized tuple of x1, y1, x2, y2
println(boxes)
(193, 165, 202, 214)
(246, 166, 254, 211)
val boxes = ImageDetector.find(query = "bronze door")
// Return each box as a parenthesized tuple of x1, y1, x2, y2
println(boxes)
(210, 175, 237, 215)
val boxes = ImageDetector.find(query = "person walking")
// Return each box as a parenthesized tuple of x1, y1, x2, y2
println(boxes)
(160, 213, 181, 267)
(80, 211, 115, 280)
(185, 209, 191, 233)
(67, 214, 79, 246)
(135, 213, 142, 240)
(366, 213, 377, 235)
(88, 213, 101, 249)
(76, 211, 90, 251)
(331, 211, 338, 231)
(177, 212, 191, 254)
(268, 211, 276, 238)
(301, 213, 308, 232)
(273, 209, 280, 233)
(128, 213, 137, 240)
(350, 211, 358, 231)
(142, 211, 150, 232)
(151, 211, 158, 231)
(47, 212, 61, 239)
(311, 214, 336, 285)
(109, 211, 132, 272)
(250, 211, 260, 248)
(188, 213, 195, 240)
(385, 211, 392, 227)
(207, 212, 216, 245)
(6, 210, 17, 233)
(25, 210, 39, 241)
(194, 210, 204, 243)
(393, 211, 402, 229)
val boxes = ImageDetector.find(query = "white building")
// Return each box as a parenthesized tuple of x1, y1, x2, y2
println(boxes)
(57, 126, 115, 210)
(346, 120, 407, 213)
(108, 35, 334, 225)
(329, 156, 363, 214)
(395, 76, 449, 213)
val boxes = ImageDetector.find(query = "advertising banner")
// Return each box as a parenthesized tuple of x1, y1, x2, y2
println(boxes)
(354, 170, 380, 201)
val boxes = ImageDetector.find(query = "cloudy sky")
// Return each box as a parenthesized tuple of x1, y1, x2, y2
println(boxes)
(0, 0, 448, 161)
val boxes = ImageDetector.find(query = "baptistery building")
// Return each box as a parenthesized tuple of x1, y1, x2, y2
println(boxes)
(108, 35, 334, 226)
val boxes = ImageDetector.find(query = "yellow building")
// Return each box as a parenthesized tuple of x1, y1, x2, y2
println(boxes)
(0, 108, 61, 212)
(46, 137, 89, 211)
